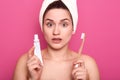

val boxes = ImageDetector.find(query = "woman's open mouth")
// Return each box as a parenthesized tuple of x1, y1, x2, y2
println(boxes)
(52, 38, 62, 44)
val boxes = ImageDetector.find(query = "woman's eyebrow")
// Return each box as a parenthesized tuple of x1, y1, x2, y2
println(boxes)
(60, 18, 71, 22)
(44, 18, 71, 22)
(44, 18, 54, 22)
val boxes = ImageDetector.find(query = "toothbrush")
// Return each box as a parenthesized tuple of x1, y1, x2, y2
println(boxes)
(79, 33, 86, 54)
(34, 34, 43, 65)
(75, 33, 86, 68)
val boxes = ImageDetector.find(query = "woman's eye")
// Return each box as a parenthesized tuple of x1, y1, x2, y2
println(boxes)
(62, 23, 68, 27)
(46, 22, 53, 27)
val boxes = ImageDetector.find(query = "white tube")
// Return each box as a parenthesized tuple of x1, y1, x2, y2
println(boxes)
(34, 34, 43, 65)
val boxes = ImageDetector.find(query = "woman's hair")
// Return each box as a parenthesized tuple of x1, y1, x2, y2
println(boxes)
(42, 0, 73, 25)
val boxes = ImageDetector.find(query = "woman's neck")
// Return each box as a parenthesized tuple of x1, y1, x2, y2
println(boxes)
(45, 45, 71, 61)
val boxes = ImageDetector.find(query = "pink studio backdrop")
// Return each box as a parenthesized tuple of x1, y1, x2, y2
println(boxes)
(0, 0, 120, 80)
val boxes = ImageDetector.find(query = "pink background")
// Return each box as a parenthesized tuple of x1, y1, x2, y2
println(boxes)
(0, 0, 120, 80)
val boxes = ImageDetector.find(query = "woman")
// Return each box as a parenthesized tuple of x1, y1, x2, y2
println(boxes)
(13, 0, 100, 80)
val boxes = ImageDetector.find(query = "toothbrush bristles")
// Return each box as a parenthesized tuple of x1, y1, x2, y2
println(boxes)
(81, 33, 85, 39)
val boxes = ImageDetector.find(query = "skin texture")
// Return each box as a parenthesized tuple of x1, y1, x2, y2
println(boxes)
(13, 9, 100, 80)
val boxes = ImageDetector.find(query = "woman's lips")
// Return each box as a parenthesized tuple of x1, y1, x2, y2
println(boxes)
(52, 38, 62, 43)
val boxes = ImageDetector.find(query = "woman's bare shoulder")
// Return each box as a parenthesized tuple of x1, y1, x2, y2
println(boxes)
(80, 54, 96, 62)
(15, 52, 28, 68)
(13, 53, 28, 80)
(17, 53, 28, 65)
(70, 51, 97, 65)
(77, 54, 98, 68)
(80, 54, 100, 80)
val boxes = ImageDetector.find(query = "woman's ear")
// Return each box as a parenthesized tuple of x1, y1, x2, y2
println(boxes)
(72, 31, 74, 34)
(72, 29, 75, 34)
(72, 26, 75, 34)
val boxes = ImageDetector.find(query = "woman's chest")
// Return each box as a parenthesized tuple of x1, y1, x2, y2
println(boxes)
(40, 60, 73, 80)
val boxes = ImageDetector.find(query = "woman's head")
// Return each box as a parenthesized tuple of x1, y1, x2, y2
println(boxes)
(39, 0, 78, 33)
(39, 0, 78, 49)
(42, 0, 73, 27)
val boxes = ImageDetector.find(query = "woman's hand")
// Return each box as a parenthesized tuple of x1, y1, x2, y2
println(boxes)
(72, 59, 89, 80)
(27, 47, 43, 80)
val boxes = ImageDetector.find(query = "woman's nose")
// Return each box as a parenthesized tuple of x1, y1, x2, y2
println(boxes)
(53, 25, 60, 35)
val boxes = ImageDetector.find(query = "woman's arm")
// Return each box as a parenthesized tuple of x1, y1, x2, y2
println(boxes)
(13, 47, 43, 80)
(13, 53, 28, 80)
(84, 55, 100, 80)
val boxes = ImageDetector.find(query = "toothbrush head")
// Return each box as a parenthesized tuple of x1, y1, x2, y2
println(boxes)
(34, 34, 39, 41)
(81, 33, 85, 39)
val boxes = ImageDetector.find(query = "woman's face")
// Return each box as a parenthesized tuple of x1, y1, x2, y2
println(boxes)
(43, 8, 73, 49)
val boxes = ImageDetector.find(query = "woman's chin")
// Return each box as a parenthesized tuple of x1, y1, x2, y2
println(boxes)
(48, 44, 65, 50)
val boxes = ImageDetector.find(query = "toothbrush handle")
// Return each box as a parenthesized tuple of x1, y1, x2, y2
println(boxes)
(79, 36, 85, 54)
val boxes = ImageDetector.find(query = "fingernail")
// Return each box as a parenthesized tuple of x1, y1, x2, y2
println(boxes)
(75, 64, 79, 68)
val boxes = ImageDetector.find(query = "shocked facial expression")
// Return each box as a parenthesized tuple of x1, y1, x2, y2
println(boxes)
(43, 9, 73, 50)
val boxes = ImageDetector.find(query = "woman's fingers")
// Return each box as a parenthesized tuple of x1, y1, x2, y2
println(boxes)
(28, 63, 41, 71)
(72, 59, 89, 80)
(72, 68, 88, 80)
(74, 68, 87, 76)
(74, 59, 85, 69)
(27, 55, 42, 66)
(28, 46, 34, 58)
(27, 46, 43, 70)
(72, 66, 86, 78)
(27, 47, 43, 80)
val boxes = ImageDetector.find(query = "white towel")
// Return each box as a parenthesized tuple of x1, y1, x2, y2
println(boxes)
(39, 0, 78, 33)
